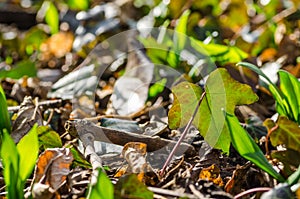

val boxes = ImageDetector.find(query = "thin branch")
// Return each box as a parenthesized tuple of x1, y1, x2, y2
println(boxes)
(160, 91, 206, 176)
(234, 187, 271, 199)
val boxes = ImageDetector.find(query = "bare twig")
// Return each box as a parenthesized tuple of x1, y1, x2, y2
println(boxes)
(233, 187, 271, 199)
(7, 99, 63, 112)
(160, 91, 206, 176)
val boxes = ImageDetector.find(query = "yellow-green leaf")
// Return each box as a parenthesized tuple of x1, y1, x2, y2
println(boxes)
(168, 68, 258, 153)
(264, 116, 300, 153)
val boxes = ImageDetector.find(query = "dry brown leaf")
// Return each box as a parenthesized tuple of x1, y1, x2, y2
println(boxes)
(11, 96, 43, 143)
(32, 148, 73, 191)
(199, 164, 224, 187)
(121, 142, 158, 184)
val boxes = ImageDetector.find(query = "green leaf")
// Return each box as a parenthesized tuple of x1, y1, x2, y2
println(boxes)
(148, 78, 167, 98)
(0, 60, 37, 79)
(88, 169, 114, 199)
(264, 116, 300, 153)
(67, 0, 89, 10)
(278, 70, 300, 123)
(0, 130, 22, 199)
(20, 27, 48, 56)
(37, 126, 62, 149)
(168, 81, 203, 129)
(169, 68, 258, 153)
(0, 84, 11, 134)
(114, 174, 153, 199)
(286, 165, 300, 185)
(174, 9, 190, 53)
(17, 124, 39, 181)
(191, 39, 248, 64)
(225, 111, 284, 182)
(0, 130, 19, 186)
(237, 62, 287, 116)
(70, 147, 92, 169)
(44, 1, 59, 35)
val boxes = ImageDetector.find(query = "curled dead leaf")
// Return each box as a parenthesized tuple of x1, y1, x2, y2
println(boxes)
(31, 148, 73, 198)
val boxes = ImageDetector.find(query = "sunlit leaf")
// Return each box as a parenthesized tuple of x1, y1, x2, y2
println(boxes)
(17, 124, 39, 181)
(0, 60, 37, 79)
(225, 111, 284, 182)
(168, 81, 203, 129)
(20, 27, 48, 56)
(148, 78, 167, 98)
(237, 62, 289, 118)
(191, 39, 248, 64)
(0, 84, 11, 134)
(278, 70, 300, 123)
(264, 116, 300, 153)
(0, 130, 19, 186)
(67, 0, 89, 10)
(44, 1, 59, 34)
(114, 174, 153, 199)
(88, 169, 114, 199)
(173, 9, 190, 59)
(37, 126, 62, 149)
(169, 68, 258, 153)
(33, 148, 73, 190)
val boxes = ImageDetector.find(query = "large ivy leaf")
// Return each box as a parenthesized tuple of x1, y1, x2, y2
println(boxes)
(264, 116, 300, 153)
(168, 68, 258, 153)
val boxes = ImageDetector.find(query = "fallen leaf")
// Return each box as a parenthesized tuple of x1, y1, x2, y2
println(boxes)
(264, 116, 300, 153)
(199, 164, 224, 187)
(32, 148, 73, 191)
(121, 142, 157, 184)
(11, 96, 43, 143)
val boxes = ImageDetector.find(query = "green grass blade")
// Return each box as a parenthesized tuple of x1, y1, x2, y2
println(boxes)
(278, 70, 300, 123)
(237, 62, 287, 115)
(0, 84, 11, 134)
(88, 169, 114, 199)
(17, 124, 39, 181)
(224, 111, 285, 182)
(0, 129, 21, 199)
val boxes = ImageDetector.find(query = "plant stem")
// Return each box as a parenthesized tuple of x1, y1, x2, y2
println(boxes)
(160, 91, 206, 177)
(233, 187, 271, 199)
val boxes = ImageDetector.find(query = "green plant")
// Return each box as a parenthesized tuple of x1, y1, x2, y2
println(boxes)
(0, 84, 11, 135)
(87, 169, 114, 199)
(237, 62, 300, 124)
(0, 125, 39, 199)
(224, 111, 284, 182)
(167, 68, 285, 181)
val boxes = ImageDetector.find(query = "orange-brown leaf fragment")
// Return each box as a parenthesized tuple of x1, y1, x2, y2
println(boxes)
(33, 148, 73, 190)
(199, 164, 224, 187)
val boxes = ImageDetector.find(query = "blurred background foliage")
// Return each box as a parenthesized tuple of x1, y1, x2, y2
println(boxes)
(0, 0, 299, 81)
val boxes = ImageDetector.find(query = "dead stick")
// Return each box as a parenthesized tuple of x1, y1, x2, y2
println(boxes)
(160, 91, 206, 176)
